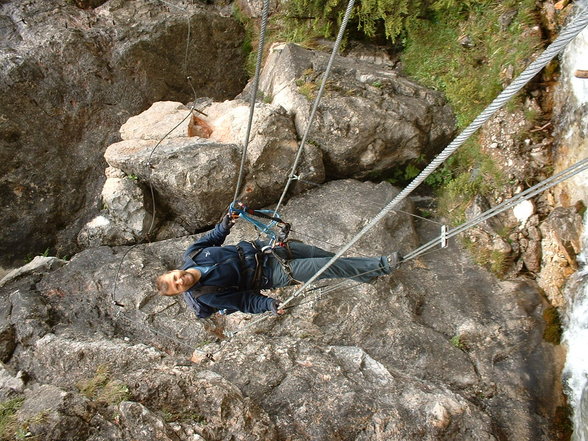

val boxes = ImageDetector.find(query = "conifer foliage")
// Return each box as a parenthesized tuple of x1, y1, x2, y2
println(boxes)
(284, 0, 489, 42)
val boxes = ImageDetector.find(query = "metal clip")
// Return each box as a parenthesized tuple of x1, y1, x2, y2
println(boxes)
(441, 225, 448, 248)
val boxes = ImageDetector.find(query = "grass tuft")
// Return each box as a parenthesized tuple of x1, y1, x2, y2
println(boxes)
(0, 397, 25, 441)
(76, 365, 130, 406)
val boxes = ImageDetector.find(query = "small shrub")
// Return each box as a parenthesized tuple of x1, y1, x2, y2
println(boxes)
(425, 166, 453, 188)
(450, 334, 468, 350)
(382, 158, 427, 186)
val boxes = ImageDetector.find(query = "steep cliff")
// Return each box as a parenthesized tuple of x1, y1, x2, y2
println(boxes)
(0, 0, 248, 265)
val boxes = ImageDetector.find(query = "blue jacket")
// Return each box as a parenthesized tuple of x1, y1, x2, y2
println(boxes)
(181, 222, 274, 318)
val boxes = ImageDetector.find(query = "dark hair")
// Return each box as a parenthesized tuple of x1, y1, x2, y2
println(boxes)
(155, 273, 172, 296)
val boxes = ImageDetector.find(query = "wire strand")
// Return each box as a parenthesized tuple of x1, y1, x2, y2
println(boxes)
(272, 9, 588, 310)
(232, 0, 271, 204)
(273, 0, 356, 214)
(404, 158, 588, 261)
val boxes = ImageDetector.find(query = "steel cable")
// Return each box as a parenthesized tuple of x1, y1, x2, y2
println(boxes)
(233, 0, 271, 204)
(273, 0, 356, 214)
(403, 158, 588, 261)
(272, 9, 588, 311)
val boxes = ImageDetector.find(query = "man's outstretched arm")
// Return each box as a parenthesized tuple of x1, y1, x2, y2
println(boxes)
(183, 214, 235, 259)
(199, 290, 278, 315)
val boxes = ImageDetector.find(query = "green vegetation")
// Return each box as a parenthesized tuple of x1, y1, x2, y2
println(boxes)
(1, 398, 69, 441)
(576, 200, 586, 217)
(0, 397, 24, 441)
(162, 409, 207, 425)
(400, 0, 542, 224)
(24, 247, 52, 264)
(236, 0, 543, 228)
(237, 0, 542, 128)
(402, 0, 542, 128)
(284, 0, 425, 42)
(450, 334, 471, 351)
(433, 137, 505, 224)
(450, 334, 464, 349)
(463, 236, 511, 277)
(295, 68, 319, 100)
(232, 4, 256, 76)
(297, 80, 318, 100)
(543, 306, 563, 344)
(384, 160, 422, 186)
(76, 365, 130, 406)
(384, 138, 505, 226)
(553, 405, 573, 441)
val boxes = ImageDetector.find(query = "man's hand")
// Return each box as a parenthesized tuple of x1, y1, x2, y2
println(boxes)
(270, 300, 286, 316)
(221, 212, 237, 230)
(221, 203, 241, 230)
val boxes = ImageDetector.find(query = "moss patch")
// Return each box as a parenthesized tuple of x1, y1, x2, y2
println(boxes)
(543, 306, 563, 344)
(551, 404, 573, 441)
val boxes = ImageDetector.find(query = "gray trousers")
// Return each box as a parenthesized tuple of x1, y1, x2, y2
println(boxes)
(265, 241, 390, 288)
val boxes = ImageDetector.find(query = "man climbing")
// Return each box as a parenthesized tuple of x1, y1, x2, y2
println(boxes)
(156, 212, 402, 318)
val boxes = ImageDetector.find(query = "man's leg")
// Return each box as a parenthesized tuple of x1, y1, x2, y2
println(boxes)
(270, 254, 390, 287)
(282, 241, 335, 259)
(290, 256, 390, 283)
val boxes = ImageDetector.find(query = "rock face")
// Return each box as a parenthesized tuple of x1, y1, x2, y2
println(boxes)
(0, 0, 248, 265)
(537, 207, 584, 306)
(551, 17, 588, 208)
(91, 44, 458, 245)
(0, 180, 561, 440)
(97, 100, 323, 238)
(256, 43, 456, 179)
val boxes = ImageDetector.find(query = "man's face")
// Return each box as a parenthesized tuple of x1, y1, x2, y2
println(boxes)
(160, 270, 198, 295)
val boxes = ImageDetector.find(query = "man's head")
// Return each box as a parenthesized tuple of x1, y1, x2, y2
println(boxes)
(156, 269, 200, 296)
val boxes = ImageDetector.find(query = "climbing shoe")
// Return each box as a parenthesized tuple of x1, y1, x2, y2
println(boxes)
(387, 252, 403, 270)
